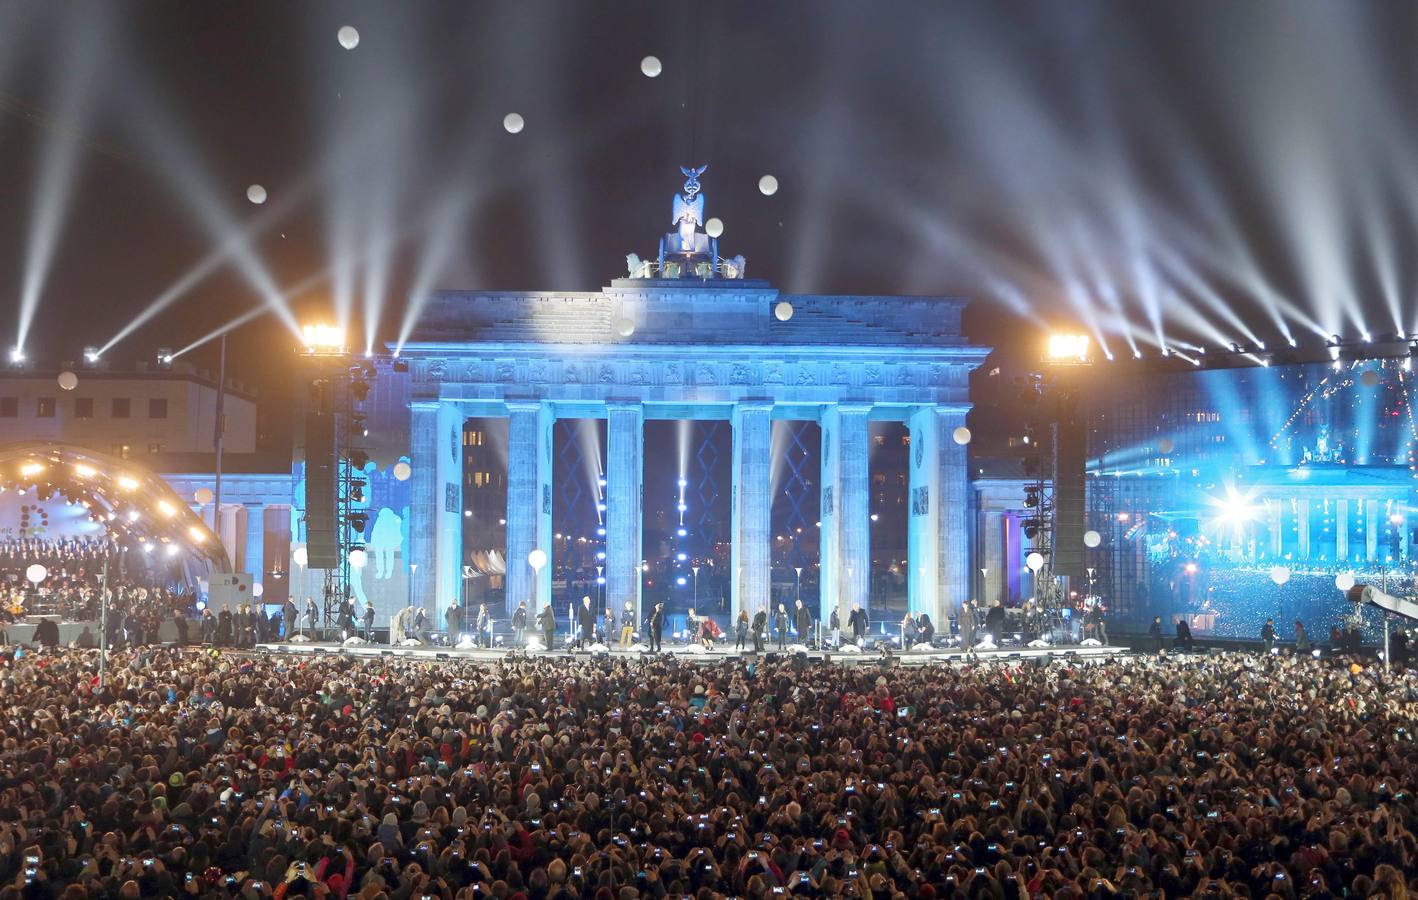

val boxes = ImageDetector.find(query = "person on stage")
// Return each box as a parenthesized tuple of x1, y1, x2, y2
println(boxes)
(985, 600, 1005, 646)
(602, 606, 614, 645)
(829, 607, 841, 648)
(751, 607, 767, 651)
(1175, 616, 1193, 652)
(773, 603, 789, 650)
(1261, 617, 1277, 653)
(1294, 619, 1309, 653)
(536, 603, 556, 651)
(512, 601, 528, 647)
(363, 600, 375, 642)
(686, 607, 699, 646)
(576, 596, 596, 650)
(900, 611, 917, 651)
(918, 612, 935, 647)
(1148, 615, 1164, 654)
(477, 603, 490, 648)
(848, 603, 868, 646)
(699, 614, 720, 649)
(794, 599, 813, 649)
(958, 600, 976, 655)
(648, 601, 665, 652)
(619, 600, 635, 648)
(735, 609, 749, 650)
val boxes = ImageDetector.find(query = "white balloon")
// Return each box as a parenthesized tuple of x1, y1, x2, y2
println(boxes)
(25, 564, 47, 584)
(758, 174, 779, 196)
(348, 548, 368, 569)
(640, 55, 662, 77)
(57, 371, 78, 391)
(952, 426, 972, 445)
(1083, 529, 1102, 548)
(252, 582, 264, 598)
(527, 548, 548, 570)
(1335, 572, 1355, 592)
(292, 546, 308, 568)
(194, 487, 214, 504)
(1026, 552, 1045, 572)
(392, 461, 412, 482)
(337, 25, 360, 50)
(503, 113, 525, 134)
(246, 184, 267, 205)
(615, 318, 635, 338)
(705, 217, 724, 238)
(1270, 565, 1291, 585)
(773, 301, 794, 321)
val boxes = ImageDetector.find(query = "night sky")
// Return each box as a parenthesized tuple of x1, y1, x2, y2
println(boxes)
(2, 1, 1416, 417)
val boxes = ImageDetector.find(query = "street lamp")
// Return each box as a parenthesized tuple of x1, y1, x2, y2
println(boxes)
(692, 565, 700, 608)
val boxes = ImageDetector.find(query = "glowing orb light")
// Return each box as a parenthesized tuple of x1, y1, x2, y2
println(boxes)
(194, 487, 213, 504)
(1026, 552, 1044, 572)
(503, 113, 524, 134)
(348, 548, 367, 569)
(246, 184, 267, 205)
(952, 426, 972, 445)
(615, 318, 635, 338)
(640, 55, 662, 77)
(25, 564, 46, 584)
(1360, 370, 1379, 388)
(773, 301, 794, 321)
(1270, 566, 1291, 585)
(1335, 572, 1356, 592)
(252, 583, 264, 598)
(758, 174, 779, 196)
(705, 217, 724, 238)
(57, 371, 78, 391)
(292, 546, 308, 568)
(528, 549, 547, 570)
(1083, 530, 1102, 548)
(1158, 438, 1175, 454)
(392, 461, 412, 482)
(337, 25, 360, 49)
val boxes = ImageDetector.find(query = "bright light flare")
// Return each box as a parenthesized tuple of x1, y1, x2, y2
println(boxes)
(1047, 333, 1091, 363)
(302, 323, 346, 351)
(72, 464, 95, 479)
(158, 500, 177, 518)
(117, 476, 139, 491)
(19, 462, 44, 477)
(1209, 486, 1262, 528)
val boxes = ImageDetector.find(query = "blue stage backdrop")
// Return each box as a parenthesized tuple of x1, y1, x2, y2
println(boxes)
(1085, 359, 1417, 643)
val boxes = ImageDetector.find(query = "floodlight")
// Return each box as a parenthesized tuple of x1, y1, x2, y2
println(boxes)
(1046, 333, 1091, 363)
(83, 347, 100, 364)
(301, 323, 346, 352)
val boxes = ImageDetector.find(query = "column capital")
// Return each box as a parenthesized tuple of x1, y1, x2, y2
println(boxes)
(505, 398, 546, 414)
(243, 501, 265, 509)
(606, 399, 644, 413)
(735, 399, 775, 413)
(835, 401, 874, 415)
(933, 402, 973, 417)
(409, 399, 440, 412)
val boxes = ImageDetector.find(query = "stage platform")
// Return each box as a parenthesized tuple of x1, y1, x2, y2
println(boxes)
(251, 640, 1124, 666)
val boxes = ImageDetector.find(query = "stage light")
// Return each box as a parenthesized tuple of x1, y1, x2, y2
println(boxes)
(597, 527, 606, 536)
(1047, 333, 1090, 363)
(73, 464, 94, 479)
(117, 476, 138, 491)
(142, 542, 154, 553)
(677, 478, 687, 487)
(677, 552, 688, 561)
(156, 349, 173, 368)
(158, 500, 177, 518)
(83, 347, 100, 364)
(301, 323, 346, 352)
(127, 510, 139, 522)
(19, 462, 44, 477)
(165, 544, 179, 557)
(870, 513, 880, 522)
(9, 348, 25, 365)
(1391, 513, 1404, 526)
(187, 526, 206, 542)
(677, 528, 687, 537)
(676, 577, 687, 586)
(1184, 561, 1198, 574)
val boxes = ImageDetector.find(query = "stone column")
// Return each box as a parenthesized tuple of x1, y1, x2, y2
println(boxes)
(982, 510, 1005, 606)
(606, 402, 644, 624)
(1365, 499, 1379, 561)
(434, 402, 465, 618)
(1336, 498, 1349, 564)
(837, 403, 872, 622)
(243, 502, 265, 589)
(906, 405, 940, 617)
(818, 407, 842, 623)
(408, 401, 439, 617)
(219, 505, 240, 573)
(1268, 499, 1283, 558)
(1298, 498, 1311, 560)
(506, 400, 554, 616)
(730, 401, 773, 624)
(935, 405, 971, 622)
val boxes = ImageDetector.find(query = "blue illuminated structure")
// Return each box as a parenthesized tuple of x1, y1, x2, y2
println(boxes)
(314, 168, 989, 629)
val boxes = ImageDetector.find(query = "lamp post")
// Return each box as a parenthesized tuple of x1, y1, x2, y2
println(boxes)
(691, 565, 700, 609)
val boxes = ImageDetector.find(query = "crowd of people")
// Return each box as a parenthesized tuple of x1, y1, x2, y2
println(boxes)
(0, 643, 1414, 899)
(0, 536, 118, 568)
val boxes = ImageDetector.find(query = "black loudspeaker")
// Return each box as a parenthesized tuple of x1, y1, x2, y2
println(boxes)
(305, 412, 338, 567)
(1052, 416, 1086, 578)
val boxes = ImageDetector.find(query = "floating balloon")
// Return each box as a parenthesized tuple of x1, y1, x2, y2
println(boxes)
(392, 461, 412, 482)
(758, 174, 779, 196)
(1335, 572, 1355, 592)
(246, 184, 267, 205)
(503, 113, 524, 134)
(615, 318, 635, 338)
(1270, 565, 1291, 585)
(1083, 529, 1102, 548)
(57, 371, 78, 391)
(1026, 552, 1045, 572)
(952, 426, 972, 446)
(1360, 370, 1379, 388)
(640, 55, 662, 77)
(705, 217, 724, 238)
(1158, 437, 1174, 454)
(194, 487, 214, 504)
(337, 25, 360, 49)
(527, 549, 548, 570)
(348, 548, 368, 569)
(292, 546, 308, 568)
(773, 301, 794, 321)
(25, 564, 46, 584)
(252, 583, 264, 598)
